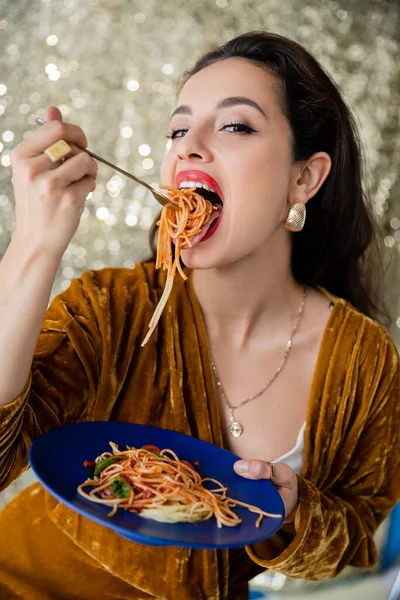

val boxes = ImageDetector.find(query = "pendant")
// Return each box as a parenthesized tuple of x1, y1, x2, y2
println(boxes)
(229, 420, 244, 437)
(228, 408, 243, 437)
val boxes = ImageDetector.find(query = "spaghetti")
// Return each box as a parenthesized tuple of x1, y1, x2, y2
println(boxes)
(78, 443, 282, 528)
(141, 185, 219, 346)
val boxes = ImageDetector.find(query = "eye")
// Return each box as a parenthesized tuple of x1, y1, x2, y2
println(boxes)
(222, 122, 256, 134)
(166, 128, 188, 140)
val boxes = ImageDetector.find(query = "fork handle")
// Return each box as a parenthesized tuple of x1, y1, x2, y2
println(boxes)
(34, 117, 168, 205)
(83, 148, 154, 192)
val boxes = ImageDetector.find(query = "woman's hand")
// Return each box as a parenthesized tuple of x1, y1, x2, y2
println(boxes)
(234, 459, 298, 524)
(11, 105, 98, 259)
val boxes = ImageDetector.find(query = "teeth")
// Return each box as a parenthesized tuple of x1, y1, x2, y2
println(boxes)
(179, 181, 218, 195)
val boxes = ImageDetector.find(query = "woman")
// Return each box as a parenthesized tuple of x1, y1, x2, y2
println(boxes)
(0, 31, 398, 600)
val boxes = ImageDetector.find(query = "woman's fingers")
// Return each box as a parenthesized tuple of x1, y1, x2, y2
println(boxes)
(14, 119, 88, 159)
(45, 105, 63, 122)
(64, 174, 97, 207)
(36, 150, 98, 189)
(11, 106, 97, 257)
(27, 143, 82, 173)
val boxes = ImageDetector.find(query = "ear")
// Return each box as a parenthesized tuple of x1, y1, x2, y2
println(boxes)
(288, 152, 331, 206)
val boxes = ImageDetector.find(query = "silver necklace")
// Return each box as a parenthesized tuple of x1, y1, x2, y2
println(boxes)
(211, 285, 307, 438)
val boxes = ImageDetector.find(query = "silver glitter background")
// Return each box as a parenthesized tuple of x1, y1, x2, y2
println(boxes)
(0, 0, 399, 340)
(0, 0, 399, 593)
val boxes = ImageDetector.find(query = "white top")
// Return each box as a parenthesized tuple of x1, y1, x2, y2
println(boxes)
(272, 421, 306, 474)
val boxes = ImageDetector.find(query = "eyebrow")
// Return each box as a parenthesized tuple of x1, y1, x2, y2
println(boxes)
(170, 96, 268, 120)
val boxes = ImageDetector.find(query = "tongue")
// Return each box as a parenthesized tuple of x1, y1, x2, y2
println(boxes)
(188, 207, 221, 246)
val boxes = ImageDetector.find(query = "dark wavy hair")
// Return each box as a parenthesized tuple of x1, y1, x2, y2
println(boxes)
(148, 31, 389, 325)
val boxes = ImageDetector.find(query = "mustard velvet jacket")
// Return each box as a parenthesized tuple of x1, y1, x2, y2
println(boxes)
(0, 263, 399, 600)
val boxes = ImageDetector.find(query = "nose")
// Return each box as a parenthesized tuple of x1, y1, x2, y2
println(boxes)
(176, 130, 213, 164)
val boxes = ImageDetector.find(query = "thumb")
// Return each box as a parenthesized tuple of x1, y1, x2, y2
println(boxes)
(45, 105, 63, 122)
(234, 459, 293, 488)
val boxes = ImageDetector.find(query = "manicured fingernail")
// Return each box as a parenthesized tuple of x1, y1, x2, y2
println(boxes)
(235, 460, 249, 473)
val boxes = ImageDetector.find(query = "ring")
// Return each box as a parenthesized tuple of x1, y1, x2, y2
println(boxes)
(44, 140, 72, 163)
(268, 461, 275, 482)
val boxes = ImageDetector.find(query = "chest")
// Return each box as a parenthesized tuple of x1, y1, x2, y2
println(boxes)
(211, 333, 321, 462)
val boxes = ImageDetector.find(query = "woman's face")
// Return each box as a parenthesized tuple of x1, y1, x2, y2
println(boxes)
(161, 57, 296, 270)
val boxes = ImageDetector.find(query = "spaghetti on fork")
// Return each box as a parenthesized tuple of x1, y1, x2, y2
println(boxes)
(141, 184, 221, 346)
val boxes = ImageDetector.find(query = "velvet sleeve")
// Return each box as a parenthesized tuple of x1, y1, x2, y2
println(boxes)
(245, 328, 400, 579)
(0, 271, 103, 493)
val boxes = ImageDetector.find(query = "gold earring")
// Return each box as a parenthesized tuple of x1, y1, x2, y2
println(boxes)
(284, 203, 306, 232)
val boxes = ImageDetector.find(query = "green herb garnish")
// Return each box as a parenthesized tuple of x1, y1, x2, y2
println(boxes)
(109, 477, 131, 498)
(93, 456, 121, 478)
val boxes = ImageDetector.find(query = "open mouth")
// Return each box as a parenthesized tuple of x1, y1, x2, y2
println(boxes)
(178, 180, 223, 245)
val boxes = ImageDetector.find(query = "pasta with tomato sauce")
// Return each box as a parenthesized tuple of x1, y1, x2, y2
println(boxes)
(78, 443, 282, 528)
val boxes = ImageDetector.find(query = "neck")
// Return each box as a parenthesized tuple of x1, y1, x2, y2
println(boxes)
(191, 243, 303, 350)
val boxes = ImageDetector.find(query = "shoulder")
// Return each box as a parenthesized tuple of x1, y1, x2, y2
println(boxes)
(324, 289, 399, 387)
(65, 262, 167, 305)
(77, 262, 163, 292)
(46, 262, 167, 325)
(311, 291, 399, 455)
(44, 263, 174, 351)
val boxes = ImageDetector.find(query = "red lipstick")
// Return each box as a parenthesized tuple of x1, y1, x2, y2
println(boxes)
(175, 170, 224, 202)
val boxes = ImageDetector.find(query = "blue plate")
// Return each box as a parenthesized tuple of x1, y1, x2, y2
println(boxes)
(29, 421, 284, 549)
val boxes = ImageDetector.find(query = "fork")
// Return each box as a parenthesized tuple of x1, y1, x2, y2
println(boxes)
(35, 117, 170, 207)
